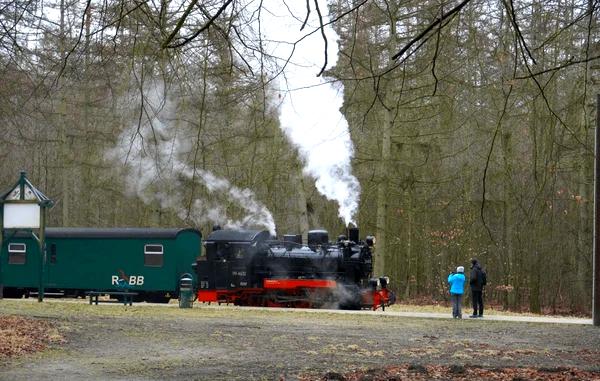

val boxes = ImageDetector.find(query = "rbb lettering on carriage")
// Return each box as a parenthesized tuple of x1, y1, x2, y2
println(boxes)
(111, 276, 144, 285)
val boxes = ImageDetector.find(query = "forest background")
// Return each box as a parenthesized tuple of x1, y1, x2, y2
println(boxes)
(0, 0, 599, 315)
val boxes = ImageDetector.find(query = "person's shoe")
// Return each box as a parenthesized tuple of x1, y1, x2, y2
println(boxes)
(469, 314, 478, 318)
(477, 315, 484, 318)
(458, 315, 462, 319)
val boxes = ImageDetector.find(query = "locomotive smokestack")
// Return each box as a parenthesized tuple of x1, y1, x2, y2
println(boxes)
(348, 226, 359, 243)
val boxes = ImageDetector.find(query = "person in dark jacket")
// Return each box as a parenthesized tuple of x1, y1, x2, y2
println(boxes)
(469, 258, 484, 318)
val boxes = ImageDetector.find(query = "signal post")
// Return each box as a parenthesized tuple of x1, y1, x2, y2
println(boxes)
(0, 171, 53, 301)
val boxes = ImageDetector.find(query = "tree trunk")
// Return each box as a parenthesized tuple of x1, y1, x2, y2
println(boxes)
(374, 109, 393, 277)
(59, 0, 70, 226)
(294, 166, 310, 241)
(501, 131, 514, 309)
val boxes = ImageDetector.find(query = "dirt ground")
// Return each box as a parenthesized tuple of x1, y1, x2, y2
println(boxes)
(1, 300, 599, 381)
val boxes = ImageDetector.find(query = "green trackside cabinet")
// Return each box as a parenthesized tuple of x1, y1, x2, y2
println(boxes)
(0, 228, 202, 302)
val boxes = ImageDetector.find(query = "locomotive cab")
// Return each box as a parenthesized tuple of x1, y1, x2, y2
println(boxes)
(197, 229, 270, 302)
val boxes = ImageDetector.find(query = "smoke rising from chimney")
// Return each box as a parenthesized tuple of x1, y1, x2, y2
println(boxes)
(259, 1, 361, 225)
(105, 84, 276, 235)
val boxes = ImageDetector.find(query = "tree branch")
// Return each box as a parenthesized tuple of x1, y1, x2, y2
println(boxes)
(161, 0, 199, 49)
(313, 0, 328, 77)
(391, 0, 472, 61)
(513, 54, 600, 80)
(300, 0, 310, 31)
(163, 0, 233, 49)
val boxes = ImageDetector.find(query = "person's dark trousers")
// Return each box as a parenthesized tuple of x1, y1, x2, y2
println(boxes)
(472, 290, 483, 316)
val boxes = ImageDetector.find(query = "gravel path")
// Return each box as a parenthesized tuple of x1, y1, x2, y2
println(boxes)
(230, 306, 593, 325)
(0, 300, 598, 380)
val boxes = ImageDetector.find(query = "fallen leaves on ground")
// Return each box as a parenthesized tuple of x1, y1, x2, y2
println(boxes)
(300, 364, 600, 381)
(0, 315, 66, 358)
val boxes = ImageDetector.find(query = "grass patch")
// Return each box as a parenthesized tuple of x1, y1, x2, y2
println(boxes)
(0, 298, 568, 324)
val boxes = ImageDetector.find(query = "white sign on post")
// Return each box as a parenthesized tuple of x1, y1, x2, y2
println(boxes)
(3, 203, 41, 229)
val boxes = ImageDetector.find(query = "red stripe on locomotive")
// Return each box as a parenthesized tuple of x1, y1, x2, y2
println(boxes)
(263, 278, 337, 289)
(197, 290, 218, 302)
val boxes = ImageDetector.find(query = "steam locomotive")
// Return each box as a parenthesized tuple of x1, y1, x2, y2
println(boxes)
(195, 227, 396, 310)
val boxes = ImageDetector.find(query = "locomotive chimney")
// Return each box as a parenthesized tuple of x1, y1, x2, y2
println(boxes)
(348, 226, 359, 243)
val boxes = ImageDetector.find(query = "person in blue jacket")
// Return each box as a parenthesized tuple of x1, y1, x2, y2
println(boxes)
(448, 266, 466, 319)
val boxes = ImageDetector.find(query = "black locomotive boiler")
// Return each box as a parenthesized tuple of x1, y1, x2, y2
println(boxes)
(195, 227, 396, 310)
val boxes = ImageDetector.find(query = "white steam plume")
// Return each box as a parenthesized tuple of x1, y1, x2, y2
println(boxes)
(106, 85, 276, 235)
(258, 1, 360, 225)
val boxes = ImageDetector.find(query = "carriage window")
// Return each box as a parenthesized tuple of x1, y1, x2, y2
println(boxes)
(8, 243, 26, 265)
(144, 244, 163, 267)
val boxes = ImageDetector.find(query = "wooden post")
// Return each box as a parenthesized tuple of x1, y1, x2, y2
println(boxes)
(38, 208, 46, 302)
(0, 229, 3, 300)
(0, 206, 3, 299)
(594, 94, 600, 326)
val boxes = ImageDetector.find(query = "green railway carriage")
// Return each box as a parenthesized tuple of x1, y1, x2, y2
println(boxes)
(0, 227, 202, 302)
